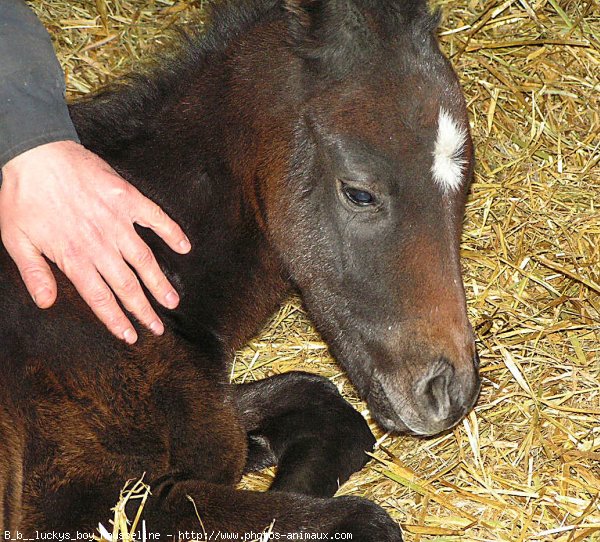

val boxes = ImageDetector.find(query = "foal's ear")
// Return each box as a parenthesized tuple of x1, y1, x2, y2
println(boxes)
(283, 0, 320, 30)
(284, 0, 336, 29)
(284, 0, 441, 36)
(418, 6, 442, 33)
(283, 0, 442, 76)
(283, 0, 367, 76)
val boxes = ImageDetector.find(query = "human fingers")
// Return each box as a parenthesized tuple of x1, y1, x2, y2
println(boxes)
(94, 246, 165, 337)
(3, 233, 57, 308)
(130, 190, 191, 254)
(67, 263, 138, 344)
(119, 230, 180, 310)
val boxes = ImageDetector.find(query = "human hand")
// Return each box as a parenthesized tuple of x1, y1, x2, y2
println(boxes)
(0, 140, 191, 344)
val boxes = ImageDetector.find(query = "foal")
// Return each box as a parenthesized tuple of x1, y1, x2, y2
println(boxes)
(0, 0, 479, 539)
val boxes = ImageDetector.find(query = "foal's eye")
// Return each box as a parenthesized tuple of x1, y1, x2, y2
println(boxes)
(341, 184, 376, 206)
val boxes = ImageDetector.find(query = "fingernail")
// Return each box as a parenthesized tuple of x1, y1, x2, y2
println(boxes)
(123, 328, 137, 344)
(150, 320, 164, 335)
(33, 288, 52, 307)
(179, 238, 191, 252)
(165, 291, 179, 309)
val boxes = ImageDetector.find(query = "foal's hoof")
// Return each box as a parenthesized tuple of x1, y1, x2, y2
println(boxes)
(329, 497, 403, 542)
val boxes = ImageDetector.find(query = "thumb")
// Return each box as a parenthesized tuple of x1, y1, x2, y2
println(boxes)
(6, 236, 58, 308)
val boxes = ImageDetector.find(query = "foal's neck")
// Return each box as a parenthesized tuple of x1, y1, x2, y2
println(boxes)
(133, 133, 290, 351)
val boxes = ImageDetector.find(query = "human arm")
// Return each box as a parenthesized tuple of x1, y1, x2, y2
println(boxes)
(0, 1, 191, 343)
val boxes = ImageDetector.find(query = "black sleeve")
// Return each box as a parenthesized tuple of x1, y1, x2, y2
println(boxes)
(0, 0, 80, 169)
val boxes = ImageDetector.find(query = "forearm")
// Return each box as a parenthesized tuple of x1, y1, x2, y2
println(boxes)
(0, 0, 79, 169)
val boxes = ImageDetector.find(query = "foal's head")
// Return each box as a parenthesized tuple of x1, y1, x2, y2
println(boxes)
(263, 0, 480, 436)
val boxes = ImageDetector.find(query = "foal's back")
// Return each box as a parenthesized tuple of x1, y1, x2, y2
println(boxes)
(0, 241, 247, 531)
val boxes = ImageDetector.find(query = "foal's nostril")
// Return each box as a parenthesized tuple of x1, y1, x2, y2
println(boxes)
(424, 374, 451, 421)
(418, 359, 454, 422)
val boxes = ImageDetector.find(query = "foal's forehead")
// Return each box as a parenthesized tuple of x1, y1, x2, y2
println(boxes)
(313, 78, 470, 193)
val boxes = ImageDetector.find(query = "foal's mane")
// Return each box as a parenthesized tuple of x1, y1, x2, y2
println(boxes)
(70, 0, 280, 147)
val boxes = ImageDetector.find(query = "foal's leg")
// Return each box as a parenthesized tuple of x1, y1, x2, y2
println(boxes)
(146, 478, 403, 541)
(234, 371, 376, 497)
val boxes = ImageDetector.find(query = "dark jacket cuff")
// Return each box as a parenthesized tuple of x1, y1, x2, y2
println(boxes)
(0, 65, 80, 168)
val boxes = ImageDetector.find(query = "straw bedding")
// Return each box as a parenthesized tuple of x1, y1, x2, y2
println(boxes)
(28, 0, 600, 539)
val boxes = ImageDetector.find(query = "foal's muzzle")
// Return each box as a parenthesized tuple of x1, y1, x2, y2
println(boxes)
(414, 355, 480, 430)
(368, 353, 481, 436)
